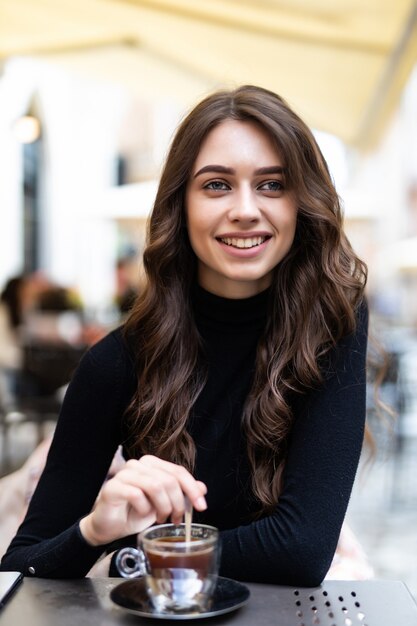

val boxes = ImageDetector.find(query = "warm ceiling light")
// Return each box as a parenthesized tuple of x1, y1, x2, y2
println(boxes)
(12, 115, 41, 143)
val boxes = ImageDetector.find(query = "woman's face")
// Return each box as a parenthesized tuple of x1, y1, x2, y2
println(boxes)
(185, 119, 298, 298)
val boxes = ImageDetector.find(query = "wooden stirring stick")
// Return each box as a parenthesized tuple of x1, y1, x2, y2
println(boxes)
(184, 496, 192, 543)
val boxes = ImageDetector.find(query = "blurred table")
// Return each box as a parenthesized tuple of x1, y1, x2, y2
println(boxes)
(1, 577, 417, 625)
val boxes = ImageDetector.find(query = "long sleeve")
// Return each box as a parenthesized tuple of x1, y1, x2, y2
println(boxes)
(0, 329, 135, 578)
(218, 301, 368, 586)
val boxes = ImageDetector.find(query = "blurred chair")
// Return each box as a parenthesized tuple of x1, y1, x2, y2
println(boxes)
(0, 368, 32, 472)
(0, 369, 14, 467)
(21, 342, 85, 397)
(0, 314, 86, 472)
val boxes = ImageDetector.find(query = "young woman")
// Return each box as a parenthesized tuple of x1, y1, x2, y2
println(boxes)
(1, 85, 368, 586)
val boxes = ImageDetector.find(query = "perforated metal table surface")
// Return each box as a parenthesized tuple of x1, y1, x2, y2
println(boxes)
(0, 576, 416, 625)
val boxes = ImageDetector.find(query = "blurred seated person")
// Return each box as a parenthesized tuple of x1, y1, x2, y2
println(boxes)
(1, 273, 67, 404)
(0, 274, 48, 396)
(24, 285, 83, 345)
(23, 286, 81, 397)
(25, 284, 107, 348)
(0, 272, 69, 358)
(0, 276, 26, 379)
(21, 283, 109, 398)
(37, 285, 82, 314)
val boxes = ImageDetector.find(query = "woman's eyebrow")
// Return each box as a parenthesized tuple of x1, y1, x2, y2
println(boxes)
(194, 165, 234, 178)
(255, 166, 286, 175)
(193, 164, 285, 178)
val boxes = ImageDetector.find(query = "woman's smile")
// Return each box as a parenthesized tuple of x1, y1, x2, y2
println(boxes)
(215, 231, 272, 258)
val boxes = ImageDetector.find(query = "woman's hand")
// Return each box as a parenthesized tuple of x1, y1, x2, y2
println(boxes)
(79, 455, 207, 547)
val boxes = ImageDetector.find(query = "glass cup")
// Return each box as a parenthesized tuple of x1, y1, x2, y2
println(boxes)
(115, 523, 220, 613)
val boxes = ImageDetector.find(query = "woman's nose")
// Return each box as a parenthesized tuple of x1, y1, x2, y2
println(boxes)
(228, 188, 260, 222)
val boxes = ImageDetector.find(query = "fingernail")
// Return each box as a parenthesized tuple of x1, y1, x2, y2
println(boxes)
(195, 496, 207, 510)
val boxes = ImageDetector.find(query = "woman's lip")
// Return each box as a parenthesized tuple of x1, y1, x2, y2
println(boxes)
(216, 237, 271, 258)
(216, 232, 272, 238)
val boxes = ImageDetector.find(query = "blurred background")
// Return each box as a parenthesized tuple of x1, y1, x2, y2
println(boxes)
(1, 0, 417, 597)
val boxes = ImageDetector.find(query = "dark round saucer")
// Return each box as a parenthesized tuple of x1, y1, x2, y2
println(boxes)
(110, 576, 250, 620)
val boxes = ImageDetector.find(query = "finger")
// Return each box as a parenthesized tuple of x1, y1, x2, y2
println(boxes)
(138, 456, 208, 511)
(112, 467, 181, 523)
(85, 477, 158, 546)
(133, 472, 185, 523)
(132, 466, 189, 524)
(99, 481, 156, 526)
(127, 487, 155, 518)
(100, 477, 147, 508)
(193, 481, 208, 511)
(196, 481, 208, 495)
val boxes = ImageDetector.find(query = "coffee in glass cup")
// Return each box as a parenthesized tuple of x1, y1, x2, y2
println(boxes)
(116, 523, 220, 613)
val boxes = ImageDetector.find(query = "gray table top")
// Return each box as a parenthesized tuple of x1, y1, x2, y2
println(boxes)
(1, 576, 417, 625)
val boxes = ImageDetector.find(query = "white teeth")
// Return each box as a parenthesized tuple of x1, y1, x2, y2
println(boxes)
(220, 236, 266, 249)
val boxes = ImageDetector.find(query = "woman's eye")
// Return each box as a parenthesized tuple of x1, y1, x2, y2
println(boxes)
(204, 180, 229, 191)
(258, 180, 283, 192)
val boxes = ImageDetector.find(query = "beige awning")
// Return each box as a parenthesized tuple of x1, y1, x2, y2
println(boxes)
(1, 0, 417, 148)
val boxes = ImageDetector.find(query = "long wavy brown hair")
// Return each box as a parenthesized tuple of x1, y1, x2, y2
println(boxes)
(124, 85, 368, 513)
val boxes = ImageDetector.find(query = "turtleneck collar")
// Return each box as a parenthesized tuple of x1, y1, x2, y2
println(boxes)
(192, 283, 270, 333)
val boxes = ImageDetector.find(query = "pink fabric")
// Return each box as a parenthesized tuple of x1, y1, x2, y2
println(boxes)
(326, 522, 374, 580)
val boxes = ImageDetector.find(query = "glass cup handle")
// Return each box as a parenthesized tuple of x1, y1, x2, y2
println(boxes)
(115, 547, 146, 579)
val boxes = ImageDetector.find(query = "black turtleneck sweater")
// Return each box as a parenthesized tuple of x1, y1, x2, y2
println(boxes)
(1, 288, 368, 586)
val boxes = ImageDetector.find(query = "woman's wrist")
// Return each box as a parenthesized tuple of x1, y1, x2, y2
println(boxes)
(79, 514, 104, 547)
